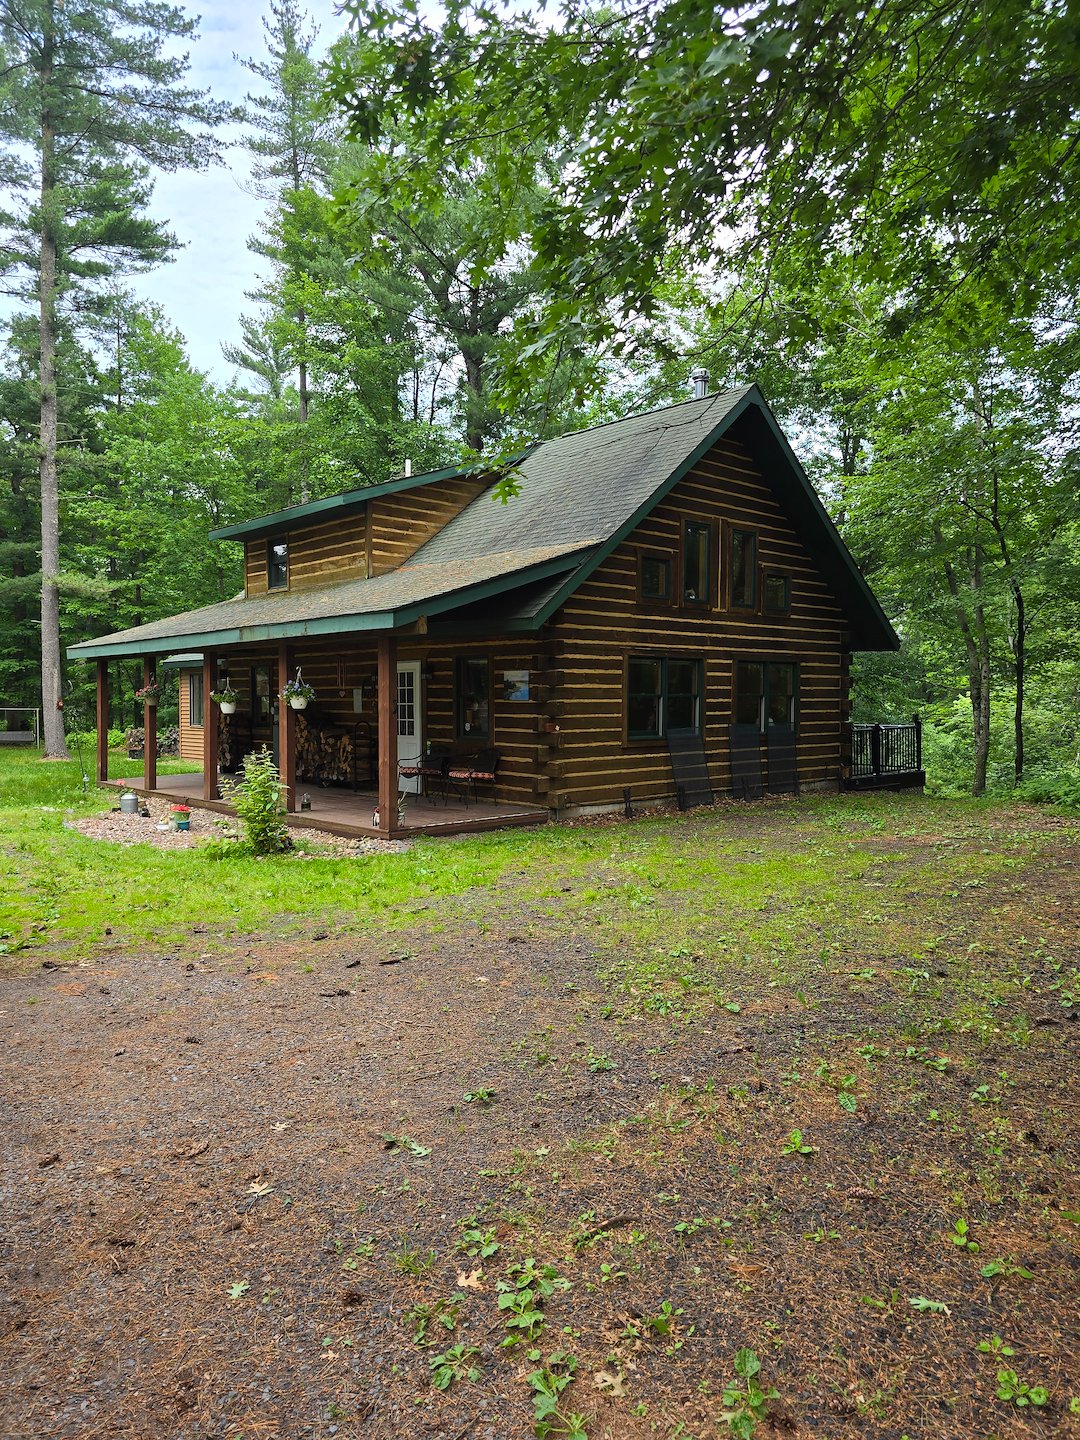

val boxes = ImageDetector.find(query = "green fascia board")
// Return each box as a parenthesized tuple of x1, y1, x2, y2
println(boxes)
(207, 449, 532, 544)
(529, 387, 899, 652)
(67, 552, 584, 661)
(160, 652, 204, 668)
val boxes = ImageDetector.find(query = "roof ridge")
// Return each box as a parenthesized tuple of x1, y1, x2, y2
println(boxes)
(536, 384, 754, 446)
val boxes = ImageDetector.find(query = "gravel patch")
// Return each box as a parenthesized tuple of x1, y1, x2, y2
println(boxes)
(64, 794, 410, 856)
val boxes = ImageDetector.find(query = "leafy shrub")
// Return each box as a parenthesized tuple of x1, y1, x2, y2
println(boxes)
(222, 747, 291, 855)
(1015, 768, 1080, 812)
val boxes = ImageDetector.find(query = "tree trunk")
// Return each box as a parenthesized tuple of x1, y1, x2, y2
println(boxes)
(38, 11, 69, 759)
(938, 533, 991, 796)
(1012, 588, 1026, 783)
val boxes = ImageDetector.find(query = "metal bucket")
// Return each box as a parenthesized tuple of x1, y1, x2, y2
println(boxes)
(119, 791, 140, 815)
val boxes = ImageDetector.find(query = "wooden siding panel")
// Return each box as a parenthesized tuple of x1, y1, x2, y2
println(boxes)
(547, 434, 846, 808)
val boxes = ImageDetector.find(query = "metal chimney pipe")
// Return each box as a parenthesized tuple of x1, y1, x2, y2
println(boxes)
(404, 458, 412, 477)
(690, 367, 709, 400)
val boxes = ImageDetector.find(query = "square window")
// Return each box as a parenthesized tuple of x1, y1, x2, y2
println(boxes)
(764, 572, 790, 613)
(267, 540, 289, 590)
(639, 553, 671, 601)
(735, 659, 797, 731)
(455, 657, 490, 739)
(627, 656, 703, 739)
(730, 529, 757, 608)
(682, 522, 711, 605)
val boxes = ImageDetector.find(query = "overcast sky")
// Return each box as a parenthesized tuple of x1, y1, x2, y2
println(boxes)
(127, 0, 350, 383)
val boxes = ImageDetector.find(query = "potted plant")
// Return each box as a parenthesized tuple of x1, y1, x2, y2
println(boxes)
(282, 669, 316, 710)
(169, 804, 191, 832)
(135, 679, 162, 706)
(210, 685, 238, 716)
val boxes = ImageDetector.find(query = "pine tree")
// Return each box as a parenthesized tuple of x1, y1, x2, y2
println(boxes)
(0, 0, 232, 755)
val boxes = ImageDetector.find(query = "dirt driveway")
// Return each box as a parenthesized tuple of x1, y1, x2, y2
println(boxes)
(2, 805, 1079, 1440)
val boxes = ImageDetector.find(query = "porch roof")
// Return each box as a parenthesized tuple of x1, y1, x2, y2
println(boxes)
(67, 543, 594, 659)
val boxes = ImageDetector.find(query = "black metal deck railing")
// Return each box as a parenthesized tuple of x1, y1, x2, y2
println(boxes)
(849, 716, 923, 782)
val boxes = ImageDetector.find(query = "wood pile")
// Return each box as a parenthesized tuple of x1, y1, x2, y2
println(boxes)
(296, 715, 355, 784)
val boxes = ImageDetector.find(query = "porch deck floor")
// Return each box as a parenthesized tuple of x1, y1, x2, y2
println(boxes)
(111, 773, 548, 839)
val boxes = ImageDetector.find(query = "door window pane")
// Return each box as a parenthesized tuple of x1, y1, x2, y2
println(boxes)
(730, 529, 757, 608)
(397, 668, 416, 738)
(682, 522, 710, 604)
(627, 657, 663, 738)
(455, 657, 490, 739)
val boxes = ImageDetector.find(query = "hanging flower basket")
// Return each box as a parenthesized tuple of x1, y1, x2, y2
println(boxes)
(211, 687, 238, 715)
(282, 668, 316, 710)
(135, 681, 161, 706)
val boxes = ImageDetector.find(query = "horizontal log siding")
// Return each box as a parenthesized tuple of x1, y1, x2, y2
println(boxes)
(547, 437, 847, 809)
(178, 671, 203, 765)
(369, 477, 489, 576)
(241, 477, 488, 595)
(245, 515, 366, 597)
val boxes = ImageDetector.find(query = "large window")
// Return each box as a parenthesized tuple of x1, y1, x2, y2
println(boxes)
(455, 656, 490, 739)
(682, 521, 712, 605)
(267, 539, 289, 590)
(627, 656, 703, 739)
(729, 528, 757, 609)
(735, 660, 797, 731)
(188, 671, 204, 727)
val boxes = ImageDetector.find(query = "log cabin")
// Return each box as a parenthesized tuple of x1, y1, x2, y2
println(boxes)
(68, 382, 921, 839)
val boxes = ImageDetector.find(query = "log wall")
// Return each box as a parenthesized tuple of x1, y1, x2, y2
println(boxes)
(544, 435, 848, 810)
(242, 476, 487, 595)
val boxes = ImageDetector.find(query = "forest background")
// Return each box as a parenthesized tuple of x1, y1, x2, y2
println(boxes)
(0, 0, 1077, 801)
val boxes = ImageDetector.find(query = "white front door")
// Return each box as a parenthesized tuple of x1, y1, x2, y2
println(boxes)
(396, 662, 422, 794)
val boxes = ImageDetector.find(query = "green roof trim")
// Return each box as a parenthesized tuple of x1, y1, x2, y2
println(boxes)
(66, 551, 587, 660)
(207, 451, 531, 544)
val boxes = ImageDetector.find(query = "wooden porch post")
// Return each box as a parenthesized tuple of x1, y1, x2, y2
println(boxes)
(377, 632, 397, 836)
(202, 650, 218, 801)
(278, 641, 296, 812)
(142, 657, 157, 793)
(95, 658, 109, 784)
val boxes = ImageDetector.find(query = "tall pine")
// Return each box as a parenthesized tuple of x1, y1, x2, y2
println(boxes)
(0, 0, 231, 755)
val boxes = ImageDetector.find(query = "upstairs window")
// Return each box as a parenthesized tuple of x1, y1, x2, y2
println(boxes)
(267, 539, 289, 590)
(763, 571, 791, 614)
(682, 521, 712, 605)
(729, 528, 757, 609)
(639, 552, 671, 602)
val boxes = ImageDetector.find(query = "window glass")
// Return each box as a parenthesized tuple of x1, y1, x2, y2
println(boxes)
(267, 540, 289, 589)
(682, 522, 710, 604)
(766, 663, 796, 727)
(627, 657, 663, 738)
(456, 657, 490, 739)
(730, 529, 757, 608)
(735, 661, 764, 727)
(764, 572, 790, 613)
(640, 553, 671, 600)
(667, 659, 702, 731)
(189, 672, 204, 727)
(252, 663, 273, 723)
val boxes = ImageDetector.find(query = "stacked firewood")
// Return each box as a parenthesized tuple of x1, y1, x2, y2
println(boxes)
(296, 716, 355, 784)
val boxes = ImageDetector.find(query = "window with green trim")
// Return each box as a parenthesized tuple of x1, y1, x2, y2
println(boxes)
(627, 656, 703, 739)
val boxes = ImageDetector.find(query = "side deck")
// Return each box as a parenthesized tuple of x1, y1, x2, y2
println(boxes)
(111, 774, 548, 840)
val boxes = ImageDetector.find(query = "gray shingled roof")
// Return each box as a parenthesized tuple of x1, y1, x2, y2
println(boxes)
(68, 385, 898, 658)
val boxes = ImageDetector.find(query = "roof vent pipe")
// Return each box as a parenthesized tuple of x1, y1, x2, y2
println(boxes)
(403, 458, 412, 477)
(690, 367, 709, 400)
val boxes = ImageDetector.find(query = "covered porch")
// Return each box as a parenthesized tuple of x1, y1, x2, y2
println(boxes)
(109, 769, 546, 839)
